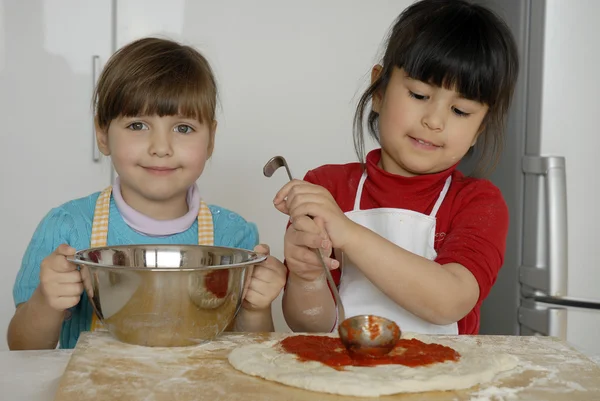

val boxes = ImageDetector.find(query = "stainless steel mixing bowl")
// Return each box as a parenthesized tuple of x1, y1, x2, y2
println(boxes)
(69, 244, 267, 347)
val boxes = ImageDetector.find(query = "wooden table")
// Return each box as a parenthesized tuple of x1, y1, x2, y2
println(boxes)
(52, 331, 600, 401)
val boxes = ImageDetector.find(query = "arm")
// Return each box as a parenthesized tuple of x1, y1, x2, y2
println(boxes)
(341, 223, 479, 324)
(8, 288, 65, 350)
(282, 271, 337, 332)
(7, 209, 82, 350)
(234, 307, 275, 332)
(275, 180, 508, 326)
(281, 216, 339, 332)
(280, 173, 341, 333)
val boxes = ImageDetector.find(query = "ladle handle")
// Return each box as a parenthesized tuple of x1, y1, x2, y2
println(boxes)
(264, 155, 346, 326)
(314, 248, 346, 324)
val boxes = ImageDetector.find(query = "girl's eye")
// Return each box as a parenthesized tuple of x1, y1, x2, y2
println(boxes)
(175, 124, 194, 134)
(408, 91, 429, 101)
(452, 107, 471, 117)
(127, 122, 148, 131)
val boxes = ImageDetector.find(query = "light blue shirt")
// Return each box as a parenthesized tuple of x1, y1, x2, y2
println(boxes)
(13, 192, 258, 349)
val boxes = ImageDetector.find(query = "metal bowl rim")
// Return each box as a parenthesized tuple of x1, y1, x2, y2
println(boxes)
(69, 243, 267, 272)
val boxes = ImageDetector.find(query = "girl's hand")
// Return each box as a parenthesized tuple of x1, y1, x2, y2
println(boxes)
(274, 180, 357, 250)
(39, 244, 83, 311)
(283, 215, 338, 282)
(241, 245, 287, 311)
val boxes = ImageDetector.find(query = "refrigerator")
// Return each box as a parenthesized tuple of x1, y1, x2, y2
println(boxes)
(459, 0, 600, 355)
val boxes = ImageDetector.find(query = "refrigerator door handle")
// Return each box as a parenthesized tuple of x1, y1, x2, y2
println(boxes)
(519, 298, 567, 338)
(520, 156, 568, 296)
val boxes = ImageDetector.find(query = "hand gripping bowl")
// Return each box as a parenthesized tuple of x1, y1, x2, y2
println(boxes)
(69, 244, 267, 347)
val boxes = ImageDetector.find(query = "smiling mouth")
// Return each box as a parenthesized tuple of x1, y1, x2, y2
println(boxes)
(409, 136, 442, 148)
(142, 166, 178, 174)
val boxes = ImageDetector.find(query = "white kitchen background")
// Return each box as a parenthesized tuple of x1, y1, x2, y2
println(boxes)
(0, 0, 408, 349)
(3, 0, 598, 353)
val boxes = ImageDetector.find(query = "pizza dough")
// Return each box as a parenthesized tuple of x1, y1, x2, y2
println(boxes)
(227, 333, 519, 397)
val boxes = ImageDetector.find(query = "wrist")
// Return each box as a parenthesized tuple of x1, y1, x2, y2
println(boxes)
(338, 219, 363, 253)
(235, 307, 274, 332)
(30, 287, 66, 320)
(288, 271, 328, 292)
(240, 304, 272, 315)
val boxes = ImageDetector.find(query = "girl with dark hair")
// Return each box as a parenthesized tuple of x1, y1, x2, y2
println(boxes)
(276, 0, 519, 336)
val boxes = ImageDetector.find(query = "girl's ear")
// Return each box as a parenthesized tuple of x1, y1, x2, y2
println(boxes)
(207, 120, 217, 158)
(472, 115, 489, 146)
(96, 118, 111, 156)
(371, 64, 384, 113)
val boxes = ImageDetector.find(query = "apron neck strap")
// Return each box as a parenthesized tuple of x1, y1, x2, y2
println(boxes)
(353, 171, 369, 211)
(429, 176, 452, 217)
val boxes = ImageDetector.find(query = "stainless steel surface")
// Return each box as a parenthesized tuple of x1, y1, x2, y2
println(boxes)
(464, 0, 533, 335)
(337, 315, 400, 357)
(263, 155, 346, 323)
(92, 55, 101, 163)
(520, 156, 568, 296)
(518, 298, 567, 338)
(263, 156, 293, 181)
(69, 244, 267, 347)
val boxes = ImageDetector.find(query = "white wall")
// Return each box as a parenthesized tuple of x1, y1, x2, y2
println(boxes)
(0, 0, 410, 348)
(116, 0, 410, 332)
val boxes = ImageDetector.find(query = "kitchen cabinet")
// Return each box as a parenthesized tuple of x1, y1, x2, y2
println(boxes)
(0, 0, 114, 349)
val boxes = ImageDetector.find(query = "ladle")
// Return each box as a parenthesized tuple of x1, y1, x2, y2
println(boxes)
(263, 156, 401, 357)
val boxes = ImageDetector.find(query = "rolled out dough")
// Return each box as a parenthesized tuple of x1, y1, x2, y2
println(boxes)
(227, 333, 519, 397)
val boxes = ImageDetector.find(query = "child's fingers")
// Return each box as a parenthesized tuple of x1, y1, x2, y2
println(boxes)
(58, 282, 84, 297)
(54, 244, 76, 257)
(274, 180, 326, 214)
(291, 215, 329, 240)
(258, 257, 287, 275)
(243, 288, 266, 310)
(251, 261, 287, 283)
(289, 246, 338, 270)
(254, 244, 270, 255)
(246, 279, 283, 303)
(53, 296, 81, 311)
(286, 193, 329, 216)
(44, 253, 78, 273)
(273, 179, 307, 204)
(289, 225, 330, 250)
(58, 270, 83, 284)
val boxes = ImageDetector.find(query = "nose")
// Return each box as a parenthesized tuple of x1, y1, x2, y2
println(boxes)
(148, 130, 173, 157)
(421, 103, 447, 132)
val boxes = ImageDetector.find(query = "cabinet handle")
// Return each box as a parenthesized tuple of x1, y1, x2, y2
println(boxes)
(92, 55, 101, 162)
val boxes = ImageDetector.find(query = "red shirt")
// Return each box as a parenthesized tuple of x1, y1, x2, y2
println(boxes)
(295, 149, 508, 334)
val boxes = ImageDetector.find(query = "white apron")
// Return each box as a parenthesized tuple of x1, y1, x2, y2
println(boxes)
(338, 171, 458, 334)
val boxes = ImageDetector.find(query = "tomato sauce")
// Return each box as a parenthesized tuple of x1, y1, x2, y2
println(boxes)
(279, 335, 460, 370)
(204, 270, 229, 298)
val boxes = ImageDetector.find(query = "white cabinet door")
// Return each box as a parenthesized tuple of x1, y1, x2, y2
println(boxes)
(0, 0, 113, 349)
(116, 0, 413, 332)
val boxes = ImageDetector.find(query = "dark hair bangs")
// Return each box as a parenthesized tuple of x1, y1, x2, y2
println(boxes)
(398, 17, 503, 108)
